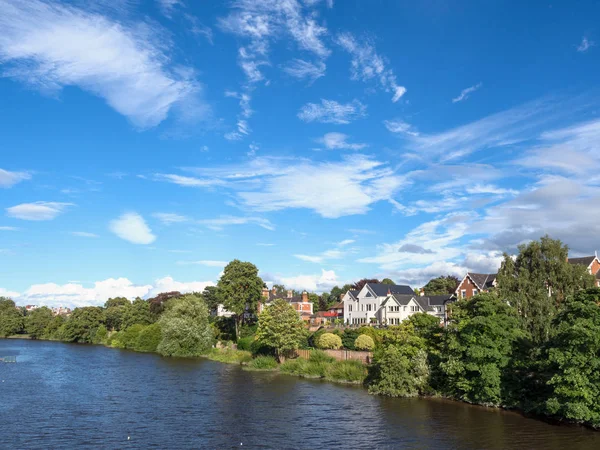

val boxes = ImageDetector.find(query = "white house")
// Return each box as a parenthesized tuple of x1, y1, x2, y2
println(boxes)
(343, 282, 454, 326)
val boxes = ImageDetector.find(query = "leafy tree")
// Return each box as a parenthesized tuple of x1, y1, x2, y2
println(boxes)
(368, 345, 429, 397)
(121, 298, 153, 329)
(422, 275, 459, 295)
(25, 307, 54, 339)
(351, 278, 380, 291)
(381, 278, 395, 285)
(0, 297, 24, 337)
(157, 295, 214, 357)
(354, 334, 375, 351)
(217, 260, 264, 340)
(256, 299, 305, 361)
(543, 288, 600, 426)
(94, 325, 108, 344)
(104, 300, 131, 331)
(342, 328, 360, 350)
(318, 333, 342, 349)
(439, 293, 522, 406)
(307, 293, 319, 312)
(148, 291, 181, 316)
(104, 297, 130, 308)
(201, 286, 220, 312)
(496, 236, 595, 344)
(135, 323, 162, 352)
(44, 315, 66, 339)
(318, 295, 328, 311)
(61, 307, 105, 343)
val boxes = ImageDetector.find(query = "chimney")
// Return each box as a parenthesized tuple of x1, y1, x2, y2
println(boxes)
(262, 288, 269, 298)
(340, 293, 344, 300)
(287, 290, 293, 298)
(420, 291, 425, 297)
(271, 287, 277, 295)
(302, 291, 308, 302)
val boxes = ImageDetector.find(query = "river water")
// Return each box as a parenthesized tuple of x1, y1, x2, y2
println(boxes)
(1, 340, 599, 449)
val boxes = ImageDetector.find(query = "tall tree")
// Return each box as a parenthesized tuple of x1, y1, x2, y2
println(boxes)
(25, 307, 54, 339)
(61, 306, 105, 343)
(496, 236, 595, 344)
(381, 278, 396, 285)
(104, 297, 130, 308)
(201, 286, 220, 312)
(351, 278, 380, 291)
(148, 291, 181, 316)
(121, 298, 153, 328)
(422, 275, 459, 295)
(0, 297, 24, 337)
(256, 299, 305, 361)
(217, 260, 264, 340)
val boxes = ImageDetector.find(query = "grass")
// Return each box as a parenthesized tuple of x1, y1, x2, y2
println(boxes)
(205, 348, 253, 365)
(279, 351, 367, 384)
(245, 355, 278, 371)
(325, 360, 367, 384)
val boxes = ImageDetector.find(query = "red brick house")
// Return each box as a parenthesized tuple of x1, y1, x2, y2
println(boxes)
(258, 288, 314, 321)
(568, 255, 600, 287)
(455, 273, 497, 299)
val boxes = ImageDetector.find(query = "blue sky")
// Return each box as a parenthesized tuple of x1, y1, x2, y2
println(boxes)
(1, 0, 599, 307)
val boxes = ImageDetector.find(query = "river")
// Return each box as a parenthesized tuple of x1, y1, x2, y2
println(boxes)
(1, 340, 599, 449)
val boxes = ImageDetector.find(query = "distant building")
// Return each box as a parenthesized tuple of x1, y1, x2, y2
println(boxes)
(455, 273, 497, 299)
(568, 255, 600, 287)
(258, 288, 314, 321)
(25, 305, 38, 312)
(214, 304, 235, 318)
(51, 306, 72, 316)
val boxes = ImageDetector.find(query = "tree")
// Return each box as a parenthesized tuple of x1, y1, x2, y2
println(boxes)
(104, 297, 130, 308)
(148, 291, 181, 317)
(422, 275, 459, 295)
(217, 260, 264, 340)
(104, 300, 131, 331)
(381, 278, 395, 285)
(61, 307, 105, 343)
(0, 297, 24, 337)
(354, 334, 375, 351)
(351, 278, 380, 291)
(25, 307, 54, 339)
(121, 298, 153, 329)
(496, 236, 595, 344)
(318, 333, 342, 349)
(136, 323, 162, 353)
(256, 299, 305, 361)
(157, 295, 214, 357)
(368, 345, 429, 397)
(543, 288, 600, 427)
(307, 293, 319, 312)
(201, 286, 220, 312)
(439, 293, 523, 406)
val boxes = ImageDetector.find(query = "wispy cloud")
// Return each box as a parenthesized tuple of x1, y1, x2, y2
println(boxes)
(318, 132, 367, 150)
(70, 231, 99, 238)
(262, 268, 341, 293)
(335, 32, 406, 102)
(577, 36, 594, 53)
(452, 82, 482, 103)
(298, 99, 367, 124)
(196, 216, 275, 231)
(152, 212, 189, 225)
(156, 0, 184, 18)
(6, 202, 73, 221)
(0, 168, 31, 188)
(0, 226, 19, 231)
(0, 0, 205, 128)
(383, 119, 419, 136)
(153, 174, 225, 188)
(109, 212, 156, 244)
(282, 58, 326, 83)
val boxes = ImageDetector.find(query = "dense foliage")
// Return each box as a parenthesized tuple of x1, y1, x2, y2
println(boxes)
(422, 275, 460, 295)
(354, 334, 375, 351)
(318, 333, 342, 349)
(256, 299, 305, 361)
(0, 298, 24, 337)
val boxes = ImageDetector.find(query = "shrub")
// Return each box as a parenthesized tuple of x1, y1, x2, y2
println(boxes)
(309, 349, 335, 363)
(326, 360, 367, 384)
(248, 355, 278, 370)
(280, 358, 309, 375)
(354, 334, 375, 351)
(207, 348, 253, 364)
(318, 333, 342, 349)
(250, 339, 275, 356)
(342, 329, 360, 350)
(135, 323, 162, 352)
(94, 325, 108, 345)
(237, 336, 254, 351)
(120, 324, 145, 349)
(368, 346, 430, 397)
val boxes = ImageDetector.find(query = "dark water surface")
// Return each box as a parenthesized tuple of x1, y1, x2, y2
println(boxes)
(1, 340, 599, 449)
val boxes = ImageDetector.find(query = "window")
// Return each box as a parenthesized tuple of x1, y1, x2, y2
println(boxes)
(361, 304, 364, 312)
(366, 291, 372, 297)
(349, 304, 352, 312)
(472, 289, 478, 296)
(404, 306, 407, 311)
(461, 290, 467, 299)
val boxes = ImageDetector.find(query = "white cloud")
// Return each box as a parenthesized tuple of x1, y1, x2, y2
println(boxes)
(383, 119, 419, 136)
(197, 216, 275, 231)
(298, 99, 367, 124)
(152, 212, 189, 225)
(0, 0, 204, 128)
(263, 268, 341, 293)
(257, 242, 275, 246)
(177, 260, 228, 267)
(452, 82, 482, 103)
(70, 231, 99, 238)
(0, 168, 31, 188)
(282, 58, 326, 83)
(577, 36, 594, 53)
(318, 132, 367, 150)
(157, 0, 184, 18)
(109, 212, 156, 244)
(335, 32, 406, 102)
(337, 239, 355, 246)
(154, 174, 225, 188)
(0, 226, 19, 231)
(4, 276, 215, 308)
(6, 201, 72, 221)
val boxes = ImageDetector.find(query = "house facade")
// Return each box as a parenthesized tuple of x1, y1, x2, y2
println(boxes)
(258, 288, 313, 321)
(568, 255, 600, 287)
(455, 273, 497, 299)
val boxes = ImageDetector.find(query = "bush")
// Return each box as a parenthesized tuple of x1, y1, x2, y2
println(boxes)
(309, 349, 335, 363)
(280, 358, 309, 375)
(354, 334, 375, 351)
(119, 324, 145, 349)
(326, 360, 367, 384)
(94, 325, 108, 345)
(368, 346, 430, 397)
(237, 336, 254, 351)
(342, 329, 360, 350)
(318, 333, 342, 349)
(206, 348, 253, 364)
(248, 355, 278, 370)
(135, 323, 162, 352)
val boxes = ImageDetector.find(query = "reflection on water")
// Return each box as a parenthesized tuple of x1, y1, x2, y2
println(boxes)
(1, 340, 598, 449)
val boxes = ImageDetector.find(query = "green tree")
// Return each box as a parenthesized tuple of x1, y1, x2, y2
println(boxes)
(422, 275, 459, 295)
(25, 307, 54, 339)
(354, 334, 375, 351)
(61, 307, 105, 343)
(543, 288, 600, 426)
(148, 291, 181, 317)
(256, 299, 305, 361)
(496, 236, 595, 344)
(201, 286, 220, 312)
(104, 297, 130, 308)
(121, 298, 153, 329)
(157, 295, 213, 357)
(368, 345, 429, 397)
(135, 323, 162, 353)
(104, 300, 131, 331)
(0, 297, 24, 337)
(381, 278, 395, 285)
(44, 315, 66, 340)
(318, 333, 342, 349)
(439, 293, 522, 406)
(217, 260, 264, 340)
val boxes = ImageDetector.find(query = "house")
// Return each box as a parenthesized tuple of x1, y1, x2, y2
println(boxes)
(343, 282, 415, 325)
(455, 273, 497, 299)
(568, 255, 600, 287)
(25, 305, 38, 312)
(309, 301, 344, 327)
(258, 287, 314, 321)
(214, 304, 235, 318)
(378, 293, 455, 325)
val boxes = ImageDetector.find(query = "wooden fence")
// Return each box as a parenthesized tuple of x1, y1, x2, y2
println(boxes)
(294, 349, 372, 364)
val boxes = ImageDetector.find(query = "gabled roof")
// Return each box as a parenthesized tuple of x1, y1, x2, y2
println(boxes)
(366, 283, 414, 297)
(568, 256, 597, 267)
(425, 294, 455, 306)
(467, 273, 497, 290)
(329, 301, 344, 309)
(390, 294, 417, 306)
(346, 290, 359, 300)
